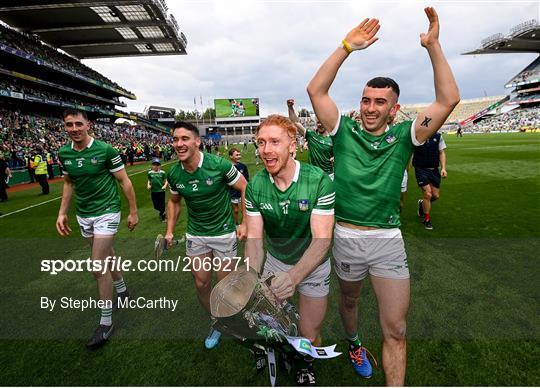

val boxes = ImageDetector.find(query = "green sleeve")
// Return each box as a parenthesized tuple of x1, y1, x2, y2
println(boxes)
(245, 181, 260, 216)
(312, 174, 335, 215)
(106, 144, 124, 172)
(220, 157, 240, 185)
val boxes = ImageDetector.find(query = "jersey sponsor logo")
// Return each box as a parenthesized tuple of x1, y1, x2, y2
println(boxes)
(298, 199, 309, 211)
(260, 203, 273, 210)
(206, 177, 214, 186)
(385, 135, 396, 144)
(188, 179, 199, 185)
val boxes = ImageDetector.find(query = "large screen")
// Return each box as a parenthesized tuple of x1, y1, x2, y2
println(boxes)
(214, 98, 259, 118)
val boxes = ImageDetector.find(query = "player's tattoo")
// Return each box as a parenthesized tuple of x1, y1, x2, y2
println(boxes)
(421, 117, 432, 127)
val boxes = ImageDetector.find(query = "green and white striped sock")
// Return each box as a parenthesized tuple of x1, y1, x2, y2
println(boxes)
(113, 278, 126, 293)
(100, 307, 112, 326)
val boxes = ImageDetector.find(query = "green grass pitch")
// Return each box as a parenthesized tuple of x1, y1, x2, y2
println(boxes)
(0, 132, 539, 385)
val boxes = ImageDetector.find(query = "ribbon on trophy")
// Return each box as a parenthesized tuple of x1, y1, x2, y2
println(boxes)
(210, 265, 341, 385)
(283, 336, 341, 359)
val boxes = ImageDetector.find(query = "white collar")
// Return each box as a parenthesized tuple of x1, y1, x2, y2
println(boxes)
(71, 136, 94, 150)
(181, 151, 204, 170)
(269, 160, 300, 184)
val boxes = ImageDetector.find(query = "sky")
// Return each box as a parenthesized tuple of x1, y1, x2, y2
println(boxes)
(84, 0, 540, 117)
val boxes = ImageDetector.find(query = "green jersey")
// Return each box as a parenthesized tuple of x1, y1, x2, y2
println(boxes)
(148, 169, 167, 192)
(245, 161, 334, 265)
(167, 152, 240, 236)
(58, 138, 123, 217)
(305, 130, 333, 175)
(331, 115, 417, 228)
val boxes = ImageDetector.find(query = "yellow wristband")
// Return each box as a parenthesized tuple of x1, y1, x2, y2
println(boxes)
(341, 39, 353, 54)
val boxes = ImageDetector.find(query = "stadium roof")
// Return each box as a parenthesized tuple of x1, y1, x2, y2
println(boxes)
(0, 0, 187, 59)
(462, 19, 539, 55)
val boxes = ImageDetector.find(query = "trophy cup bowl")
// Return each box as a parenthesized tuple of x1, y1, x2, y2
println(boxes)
(210, 266, 299, 342)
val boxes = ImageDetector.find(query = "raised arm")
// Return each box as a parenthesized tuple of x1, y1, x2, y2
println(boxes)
(307, 18, 380, 131)
(414, 7, 460, 143)
(287, 99, 307, 137)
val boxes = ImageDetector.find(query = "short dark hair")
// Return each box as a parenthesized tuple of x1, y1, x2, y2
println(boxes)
(63, 109, 88, 121)
(172, 121, 199, 137)
(366, 77, 400, 97)
(228, 147, 240, 156)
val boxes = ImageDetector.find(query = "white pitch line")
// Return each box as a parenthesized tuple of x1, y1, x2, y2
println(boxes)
(0, 161, 176, 219)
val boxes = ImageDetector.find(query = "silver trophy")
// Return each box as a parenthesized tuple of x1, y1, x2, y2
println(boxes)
(210, 265, 299, 342)
(210, 266, 343, 385)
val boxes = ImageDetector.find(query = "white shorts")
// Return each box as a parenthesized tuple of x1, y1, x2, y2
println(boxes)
(231, 197, 241, 205)
(333, 224, 409, 281)
(401, 170, 408, 193)
(76, 212, 121, 238)
(186, 231, 237, 258)
(263, 252, 330, 298)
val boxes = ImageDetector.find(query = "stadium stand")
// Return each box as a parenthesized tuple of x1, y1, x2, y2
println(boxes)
(0, 24, 133, 97)
(0, 106, 173, 184)
(462, 19, 539, 56)
(0, 1, 187, 59)
(343, 95, 509, 129)
(467, 107, 540, 132)
(0, 2, 187, 185)
(398, 96, 507, 124)
(458, 19, 540, 131)
(506, 56, 540, 87)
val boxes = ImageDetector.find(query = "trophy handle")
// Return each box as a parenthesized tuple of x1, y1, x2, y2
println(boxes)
(263, 275, 275, 287)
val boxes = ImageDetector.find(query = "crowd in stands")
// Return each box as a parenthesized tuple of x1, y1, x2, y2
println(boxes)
(0, 78, 111, 111)
(507, 57, 540, 85)
(0, 24, 132, 94)
(466, 107, 540, 132)
(509, 92, 540, 104)
(0, 108, 174, 171)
